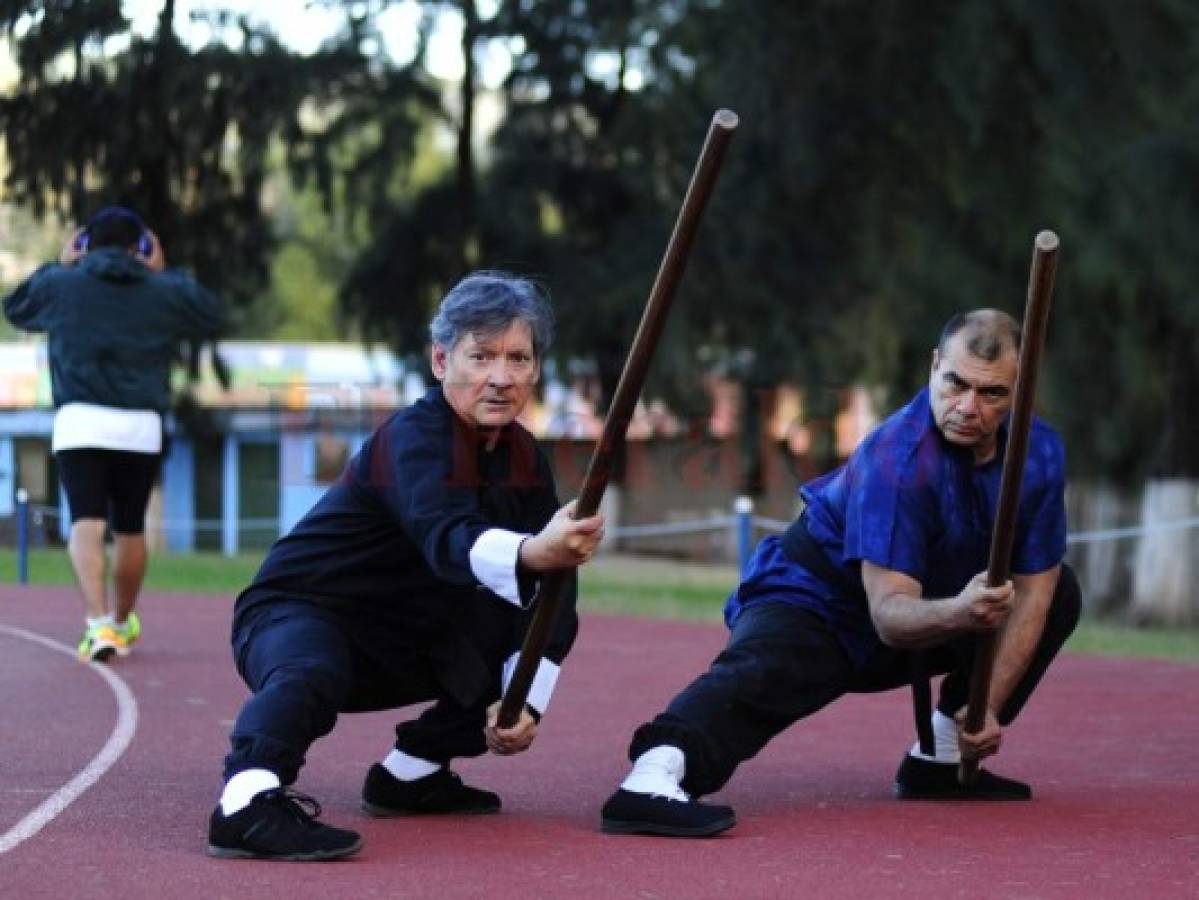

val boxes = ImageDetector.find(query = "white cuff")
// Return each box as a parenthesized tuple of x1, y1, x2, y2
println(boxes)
(469, 528, 529, 607)
(501, 653, 560, 716)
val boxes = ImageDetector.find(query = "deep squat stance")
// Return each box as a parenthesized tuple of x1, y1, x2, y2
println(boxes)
(208, 272, 604, 860)
(602, 309, 1081, 836)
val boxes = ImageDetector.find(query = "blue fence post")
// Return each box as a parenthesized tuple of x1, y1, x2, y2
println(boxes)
(222, 434, 239, 558)
(734, 495, 754, 576)
(16, 488, 29, 585)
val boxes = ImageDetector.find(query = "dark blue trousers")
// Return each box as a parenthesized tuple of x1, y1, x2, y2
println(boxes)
(630, 565, 1082, 797)
(223, 604, 492, 784)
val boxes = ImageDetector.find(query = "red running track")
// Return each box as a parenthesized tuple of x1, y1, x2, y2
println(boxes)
(1, 584, 1197, 899)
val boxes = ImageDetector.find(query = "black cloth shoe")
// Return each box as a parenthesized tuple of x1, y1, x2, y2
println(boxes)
(207, 789, 362, 861)
(894, 754, 1032, 800)
(361, 763, 501, 816)
(600, 789, 735, 837)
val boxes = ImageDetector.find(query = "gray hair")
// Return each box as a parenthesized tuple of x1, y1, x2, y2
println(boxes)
(937, 308, 1021, 361)
(429, 271, 554, 358)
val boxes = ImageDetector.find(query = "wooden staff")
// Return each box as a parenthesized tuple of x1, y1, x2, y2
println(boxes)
(496, 109, 740, 728)
(959, 229, 1060, 784)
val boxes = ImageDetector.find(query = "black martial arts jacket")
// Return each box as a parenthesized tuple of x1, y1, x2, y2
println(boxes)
(233, 386, 576, 710)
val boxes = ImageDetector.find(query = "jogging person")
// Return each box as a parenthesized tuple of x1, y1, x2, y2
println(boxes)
(3, 206, 224, 661)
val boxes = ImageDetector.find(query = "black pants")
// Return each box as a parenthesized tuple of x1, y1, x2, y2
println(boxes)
(223, 604, 494, 784)
(56, 447, 161, 533)
(629, 565, 1082, 797)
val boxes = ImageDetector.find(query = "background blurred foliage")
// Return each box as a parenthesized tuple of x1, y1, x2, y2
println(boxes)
(3, 0, 1198, 482)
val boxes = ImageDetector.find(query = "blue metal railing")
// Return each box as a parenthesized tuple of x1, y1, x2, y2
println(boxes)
(8, 497, 1199, 584)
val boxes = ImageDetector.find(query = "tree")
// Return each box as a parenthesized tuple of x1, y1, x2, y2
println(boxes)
(310, 1, 700, 403)
(0, 1, 367, 323)
(292, 1, 479, 358)
(628, 0, 1199, 482)
(483, 0, 718, 416)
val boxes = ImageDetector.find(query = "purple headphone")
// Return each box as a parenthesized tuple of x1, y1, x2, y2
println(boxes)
(75, 206, 153, 257)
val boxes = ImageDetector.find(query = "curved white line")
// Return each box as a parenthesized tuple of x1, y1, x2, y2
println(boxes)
(0, 624, 139, 855)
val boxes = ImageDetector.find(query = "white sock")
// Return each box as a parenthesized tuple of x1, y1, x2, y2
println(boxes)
(620, 745, 689, 801)
(382, 749, 441, 782)
(909, 710, 961, 764)
(219, 768, 281, 816)
(86, 615, 112, 629)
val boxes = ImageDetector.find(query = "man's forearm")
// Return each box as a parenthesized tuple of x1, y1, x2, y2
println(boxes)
(986, 581, 1054, 714)
(871, 592, 963, 649)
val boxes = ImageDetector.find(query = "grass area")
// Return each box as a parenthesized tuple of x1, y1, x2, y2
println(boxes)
(5, 547, 1198, 662)
(580, 555, 738, 621)
(1062, 620, 1199, 663)
(1, 547, 265, 595)
(581, 555, 1199, 663)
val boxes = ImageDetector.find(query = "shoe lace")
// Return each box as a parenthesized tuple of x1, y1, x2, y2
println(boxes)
(260, 788, 323, 823)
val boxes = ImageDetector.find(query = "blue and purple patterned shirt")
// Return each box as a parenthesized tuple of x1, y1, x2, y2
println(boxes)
(726, 387, 1067, 666)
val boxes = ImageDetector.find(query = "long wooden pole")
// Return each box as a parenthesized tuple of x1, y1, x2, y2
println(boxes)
(959, 229, 1060, 784)
(497, 109, 740, 728)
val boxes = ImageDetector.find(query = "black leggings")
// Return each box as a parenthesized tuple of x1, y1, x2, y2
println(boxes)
(56, 448, 161, 534)
(630, 565, 1083, 797)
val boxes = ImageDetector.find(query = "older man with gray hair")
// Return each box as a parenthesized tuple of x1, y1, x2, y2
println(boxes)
(208, 271, 604, 861)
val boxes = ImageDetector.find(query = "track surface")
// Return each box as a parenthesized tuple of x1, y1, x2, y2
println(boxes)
(1, 585, 1197, 899)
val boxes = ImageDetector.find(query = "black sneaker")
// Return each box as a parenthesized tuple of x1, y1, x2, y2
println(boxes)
(207, 789, 362, 861)
(600, 789, 735, 837)
(894, 754, 1032, 800)
(361, 763, 501, 816)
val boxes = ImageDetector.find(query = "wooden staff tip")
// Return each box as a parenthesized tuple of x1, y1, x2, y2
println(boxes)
(1035, 230, 1060, 252)
(713, 109, 740, 130)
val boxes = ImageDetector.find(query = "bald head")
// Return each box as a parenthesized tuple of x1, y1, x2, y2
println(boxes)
(936, 309, 1021, 362)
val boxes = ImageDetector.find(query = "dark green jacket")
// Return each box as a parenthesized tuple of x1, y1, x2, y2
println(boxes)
(3, 248, 224, 413)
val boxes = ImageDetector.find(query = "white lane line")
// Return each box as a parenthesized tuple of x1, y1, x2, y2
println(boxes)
(0, 624, 139, 855)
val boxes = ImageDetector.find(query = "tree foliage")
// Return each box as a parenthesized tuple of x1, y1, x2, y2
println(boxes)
(1, 1, 362, 319)
(4, 1, 1197, 482)
(480, 0, 1199, 480)
(296, 0, 1199, 481)
(685, 1, 1199, 480)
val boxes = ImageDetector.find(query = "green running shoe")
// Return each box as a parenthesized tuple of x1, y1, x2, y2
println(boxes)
(77, 624, 123, 663)
(113, 612, 141, 657)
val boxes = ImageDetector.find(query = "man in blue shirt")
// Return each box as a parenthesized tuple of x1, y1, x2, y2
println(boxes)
(206, 272, 605, 861)
(601, 309, 1081, 837)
